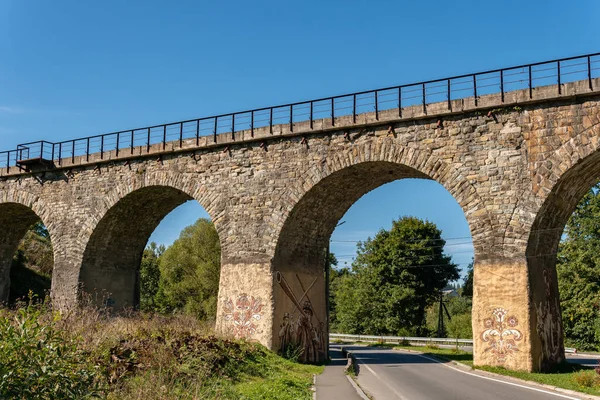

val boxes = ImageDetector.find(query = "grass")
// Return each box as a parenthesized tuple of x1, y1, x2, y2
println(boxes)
(363, 342, 600, 396)
(0, 298, 322, 400)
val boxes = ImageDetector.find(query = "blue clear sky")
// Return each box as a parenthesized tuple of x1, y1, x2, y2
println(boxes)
(1, 1, 598, 280)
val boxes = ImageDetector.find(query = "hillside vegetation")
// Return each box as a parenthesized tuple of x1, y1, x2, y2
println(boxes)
(0, 298, 321, 400)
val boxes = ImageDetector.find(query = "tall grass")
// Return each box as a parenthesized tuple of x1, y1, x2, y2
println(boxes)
(0, 296, 321, 399)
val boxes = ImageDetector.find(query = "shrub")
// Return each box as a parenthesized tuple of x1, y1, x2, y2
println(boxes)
(0, 300, 102, 399)
(573, 370, 598, 388)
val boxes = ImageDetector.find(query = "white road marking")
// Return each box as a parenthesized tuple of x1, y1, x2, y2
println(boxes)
(354, 355, 409, 400)
(413, 352, 583, 400)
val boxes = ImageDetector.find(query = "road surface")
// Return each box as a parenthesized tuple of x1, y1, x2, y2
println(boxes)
(345, 346, 588, 400)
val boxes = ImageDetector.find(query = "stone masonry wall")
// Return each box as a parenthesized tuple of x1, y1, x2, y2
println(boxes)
(0, 79, 599, 371)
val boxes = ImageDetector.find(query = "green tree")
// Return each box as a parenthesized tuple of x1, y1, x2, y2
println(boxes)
(334, 216, 459, 336)
(557, 183, 600, 350)
(426, 295, 472, 338)
(462, 260, 474, 298)
(139, 242, 165, 311)
(9, 222, 53, 303)
(156, 218, 221, 320)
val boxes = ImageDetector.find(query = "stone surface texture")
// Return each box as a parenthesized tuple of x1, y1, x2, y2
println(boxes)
(0, 79, 599, 372)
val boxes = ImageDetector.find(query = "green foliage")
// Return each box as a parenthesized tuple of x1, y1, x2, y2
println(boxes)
(0, 299, 101, 399)
(558, 184, 600, 350)
(154, 218, 221, 320)
(462, 260, 473, 298)
(9, 222, 53, 303)
(139, 242, 165, 312)
(333, 216, 459, 336)
(426, 295, 472, 338)
(328, 265, 349, 330)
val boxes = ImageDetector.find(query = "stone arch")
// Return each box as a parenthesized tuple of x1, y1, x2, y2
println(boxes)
(78, 169, 223, 310)
(271, 139, 493, 261)
(269, 139, 489, 362)
(524, 121, 600, 370)
(0, 189, 56, 302)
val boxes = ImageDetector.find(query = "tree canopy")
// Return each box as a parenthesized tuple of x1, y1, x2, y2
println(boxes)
(153, 218, 221, 320)
(332, 216, 459, 336)
(557, 183, 600, 349)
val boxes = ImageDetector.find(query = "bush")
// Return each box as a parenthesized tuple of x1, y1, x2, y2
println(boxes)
(573, 370, 598, 388)
(0, 299, 102, 399)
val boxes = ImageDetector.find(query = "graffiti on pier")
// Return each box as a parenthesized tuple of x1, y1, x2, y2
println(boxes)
(481, 307, 522, 363)
(223, 293, 264, 339)
(276, 271, 326, 363)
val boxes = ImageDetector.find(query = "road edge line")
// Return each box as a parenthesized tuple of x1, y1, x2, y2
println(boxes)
(346, 375, 371, 400)
(410, 351, 594, 400)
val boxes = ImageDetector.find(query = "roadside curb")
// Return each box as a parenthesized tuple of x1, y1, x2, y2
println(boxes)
(395, 348, 600, 400)
(342, 347, 372, 400)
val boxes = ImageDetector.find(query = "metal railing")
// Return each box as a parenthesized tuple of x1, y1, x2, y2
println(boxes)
(330, 333, 577, 353)
(1, 52, 599, 173)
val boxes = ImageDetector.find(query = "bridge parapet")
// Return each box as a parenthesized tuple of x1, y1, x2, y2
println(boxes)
(1, 53, 598, 176)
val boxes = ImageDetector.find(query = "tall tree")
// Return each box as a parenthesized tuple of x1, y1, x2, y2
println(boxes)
(139, 242, 165, 311)
(462, 260, 474, 298)
(557, 183, 600, 349)
(155, 218, 221, 320)
(334, 216, 459, 336)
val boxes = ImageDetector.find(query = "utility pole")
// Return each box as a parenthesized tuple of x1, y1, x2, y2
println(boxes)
(437, 291, 451, 338)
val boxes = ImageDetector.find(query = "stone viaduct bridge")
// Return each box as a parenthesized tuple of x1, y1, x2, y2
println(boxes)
(1, 53, 599, 372)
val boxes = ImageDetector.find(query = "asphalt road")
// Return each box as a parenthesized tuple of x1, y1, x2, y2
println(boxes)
(348, 346, 587, 400)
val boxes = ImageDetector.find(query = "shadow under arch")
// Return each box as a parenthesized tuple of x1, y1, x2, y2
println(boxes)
(525, 146, 600, 370)
(0, 202, 54, 303)
(271, 159, 478, 363)
(79, 185, 214, 310)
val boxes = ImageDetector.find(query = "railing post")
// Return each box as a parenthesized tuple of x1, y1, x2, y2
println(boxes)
(473, 75, 478, 107)
(85, 138, 89, 162)
(447, 80, 451, 110)
(51, 143, 54, 161)
(250, 112, 254, 137)
(557, 61, 562, 95)
(398, 87, 402, 117)
(310, 102, 314, 129)
(289, 105, 293, 132)
(130, 130, 134, 154)
(500, 69, 504, 103)
(116, 132, 120, 156)
(162, 125, 166, 150)
(179, 122, 184, 147)
(40, 141, 44, 160)
(352, 94, 356, 123)
(374, 91, 379, 120)
(528, 65, 533, 99)
(269, 108, 273, 134)
(213, 117, 218, 142)
(231, 114, 235, 139)
(196, 120, 200, 145)
(147, 127, 151, 152)
(331, 97, 335, 126)
(422, 83, 426, 114)
(73, 141, 76, 164)
(100, 135, 104, 159)
(58, 143, 62, 166)
(588, 56, 593, 90)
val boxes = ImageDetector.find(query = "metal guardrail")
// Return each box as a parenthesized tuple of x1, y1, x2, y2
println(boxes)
(330, 333, 578, 353)
(1, 52, 599, 173)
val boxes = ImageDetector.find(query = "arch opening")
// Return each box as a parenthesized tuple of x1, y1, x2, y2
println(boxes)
(526, 150, 600, 370)
(0, 203, 54, 304)
(272, 161, 473, 363)
(80, 185, 198, 310)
